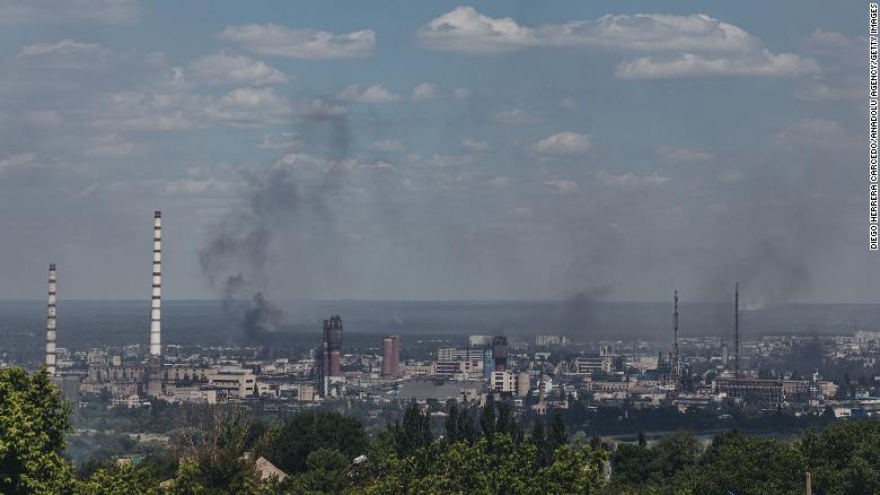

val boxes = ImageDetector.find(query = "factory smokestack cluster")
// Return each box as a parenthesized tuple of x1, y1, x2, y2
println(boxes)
(323, 315, 343, 377)
(150, 211, 162, 362)
(382, 335, 400, 378)
(46, 263, 57, 376)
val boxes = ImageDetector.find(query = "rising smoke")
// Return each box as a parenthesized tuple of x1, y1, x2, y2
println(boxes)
(198, 104, 350, 346)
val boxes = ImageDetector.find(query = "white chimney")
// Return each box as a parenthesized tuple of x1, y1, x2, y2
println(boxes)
(150, 211, 162, 359)
(46, 263, 57, 375)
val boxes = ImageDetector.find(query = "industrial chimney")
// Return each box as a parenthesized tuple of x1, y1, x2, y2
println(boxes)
(323, 315, 343, 376)
(150, 211, 162, 362)
(492, 335, 509, 372)
(382, 335, 400, 378)
(46, 263, 57, 376)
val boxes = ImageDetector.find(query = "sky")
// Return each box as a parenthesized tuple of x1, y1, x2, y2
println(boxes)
(0, 0, 873, 304)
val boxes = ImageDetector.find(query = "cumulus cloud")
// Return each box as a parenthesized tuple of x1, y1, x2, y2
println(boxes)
(219, 23, 375, 60)
(419, 7, 816, 80)
(337, 84, 400, 103)
(491, 108, 540, 124)
(533, 131, 591, 157)
(452, 87, 472, 99)
(774, 118, 850, 148)
(794, 78, 861, 101)
(419, 7, 762, 54)
(596, 171, 671, 187)
(203, 87, 293, 127)
(418, 6, 535, 54)
(615, 50, 818, 79)
(657, 146, 714, 164)
(805, 28, 860, 51)
(19, 39, 107, 57)
(0, 0, 143, 24)
(461, 137, 490, 152)
(412, 82, 439, 100)
(0, 152, 39, 171)
(90, 91, 204, 131)
(187, 51, 289, 86)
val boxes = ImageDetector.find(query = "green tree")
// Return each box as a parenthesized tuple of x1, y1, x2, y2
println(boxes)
(255, 410, 367, 475)
(0, 366, 74, 494)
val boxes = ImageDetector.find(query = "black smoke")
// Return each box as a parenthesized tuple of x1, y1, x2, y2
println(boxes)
(198, 103, 350, 346)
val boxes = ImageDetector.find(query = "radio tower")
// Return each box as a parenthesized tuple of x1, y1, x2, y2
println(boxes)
(734, 282, 740, 380)
(672, 290, 680, 387)
(46, 263, 57, 376)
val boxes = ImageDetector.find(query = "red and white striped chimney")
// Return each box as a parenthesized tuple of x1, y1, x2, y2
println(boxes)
(46, 263, 57, 376)
(149, 211, 162, 360)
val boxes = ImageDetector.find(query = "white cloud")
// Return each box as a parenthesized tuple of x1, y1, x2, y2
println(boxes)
(419, 8, 763, 54)
(0, 0, 143, 24)
(560, 98, 577, 110)
(419, 8, 816, 80)
(0, 152, 38, 171)
(21, 110, 61, 126)
(794, 78, 861, 101)
(371, 139, 404, 152)
(806, 28, 859, 50)
(533, 132, 591, 157)
(90, 91, 203, 131)
(428, 154, 472, 167)
(615, 50, 818, 79)
(19, 39, 107, 56)
(219, 24, 375, 60)
(491, 108, 540, 124)
(337, 84, 400, 103)
(657, 146, 714, 164)
(452, 88, 471, 99)
(188, 51, 289, 86)
(775, 118, 850, 148)
(412, 82, 439, 100)
(461, 138, 490, 152)
(544, 180, 578, 192)
(258, 132, 299, 150)
(203, 87, 292, 127)
(418, 6, 535, 54)
(596, 171, 671, 187)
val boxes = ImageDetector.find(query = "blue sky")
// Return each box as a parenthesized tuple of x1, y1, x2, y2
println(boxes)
(0, 0, 872, 304)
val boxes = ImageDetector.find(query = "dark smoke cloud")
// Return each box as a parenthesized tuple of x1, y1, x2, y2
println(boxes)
(198, 104, 350, 345)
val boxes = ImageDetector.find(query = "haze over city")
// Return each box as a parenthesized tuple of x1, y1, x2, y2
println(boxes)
(0, 0, 872, 306)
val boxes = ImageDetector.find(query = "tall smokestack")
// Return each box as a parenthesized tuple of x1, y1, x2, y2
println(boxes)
(382, 335, 400, 378)
(492, 335, 509, 372)
(324, 315, 343, 376)
(734, 282, 740, 379)
(150, 211, 162, 362)
(46, 263, 57, 376)
(672, 290, 679, 386)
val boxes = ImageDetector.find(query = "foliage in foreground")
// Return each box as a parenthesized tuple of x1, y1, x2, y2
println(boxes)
(5, 366, 880, 495)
